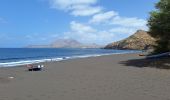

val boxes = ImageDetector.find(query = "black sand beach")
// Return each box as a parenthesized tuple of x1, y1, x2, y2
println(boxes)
(0, 53, 170, 100)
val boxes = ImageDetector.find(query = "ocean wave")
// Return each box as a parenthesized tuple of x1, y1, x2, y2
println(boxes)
(0, 51, 138, 67)
(0, 57, 64, 67)
(0, 55, 50, 61)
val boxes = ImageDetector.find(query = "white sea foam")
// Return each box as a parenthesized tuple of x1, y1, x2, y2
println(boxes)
(0, 51, 138, 67)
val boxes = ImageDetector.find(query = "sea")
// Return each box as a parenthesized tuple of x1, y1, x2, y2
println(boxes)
(0, 48, 140, 67)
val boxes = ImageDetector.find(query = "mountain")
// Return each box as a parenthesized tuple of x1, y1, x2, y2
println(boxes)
(26, 39, 102, 48)
(51, 39, 82, 48)
(104, 30, 156, 50)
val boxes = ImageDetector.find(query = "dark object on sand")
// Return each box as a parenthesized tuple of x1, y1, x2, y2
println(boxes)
(139, 54, 146, 56)
(27, 64, 44, 71)
(147, 52, 170, 59)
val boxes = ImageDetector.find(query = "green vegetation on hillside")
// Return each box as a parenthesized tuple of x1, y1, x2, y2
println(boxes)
(148, 0, 170, 54)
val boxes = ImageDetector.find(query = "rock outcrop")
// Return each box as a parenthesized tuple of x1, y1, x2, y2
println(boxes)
(104, 30, 156, 50)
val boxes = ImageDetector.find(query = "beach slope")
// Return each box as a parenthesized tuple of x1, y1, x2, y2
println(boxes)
(0, 53, 170, 100)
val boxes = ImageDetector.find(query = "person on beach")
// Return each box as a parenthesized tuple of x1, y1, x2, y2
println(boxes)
(27, 64, 33, 71)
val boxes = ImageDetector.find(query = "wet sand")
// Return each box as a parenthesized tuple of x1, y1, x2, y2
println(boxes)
(0, 53, 170, 100)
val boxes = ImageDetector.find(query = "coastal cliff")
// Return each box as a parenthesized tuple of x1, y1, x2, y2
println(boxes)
(104, 30, 156, 50)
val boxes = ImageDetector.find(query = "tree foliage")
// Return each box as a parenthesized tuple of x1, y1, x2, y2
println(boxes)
(148, 0, 170, 54)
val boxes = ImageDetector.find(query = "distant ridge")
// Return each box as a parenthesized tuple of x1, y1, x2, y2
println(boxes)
(104, 30, 156, 50)
(50, 39, 81, 48)
(26, 39, 102, 48)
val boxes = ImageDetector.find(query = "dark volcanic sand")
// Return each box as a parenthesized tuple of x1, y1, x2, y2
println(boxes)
(0, 53, 170, 100)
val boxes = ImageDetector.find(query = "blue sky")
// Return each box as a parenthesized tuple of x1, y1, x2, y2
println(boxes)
(0, 0, 158, 47)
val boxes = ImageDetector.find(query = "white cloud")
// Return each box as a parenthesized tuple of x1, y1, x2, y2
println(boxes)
(89, 10, 147, 29)
(111, 16, 147, 28)
(64, 21, 115, 44)
(48, 1, 148, 44)
(49, 0, 102, 16)
(64, 31, 115, 44)
(70, 21, 96, 33)
(88, 10, 148, 38)
(71, 5, 102, 16)
(89, 11, 118, 23)
(63, 18, 148, 44)
(50, 0, 97, 9)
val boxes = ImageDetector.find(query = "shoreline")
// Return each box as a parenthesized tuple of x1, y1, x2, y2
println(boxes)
(0, 51, 140, 68)
(1, 53, 170, 100)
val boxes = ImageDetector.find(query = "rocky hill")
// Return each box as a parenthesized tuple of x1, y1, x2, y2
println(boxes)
(104, 30, 156, 50)
(51, 39, 82, 48)
(27, 39, 102, 48)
